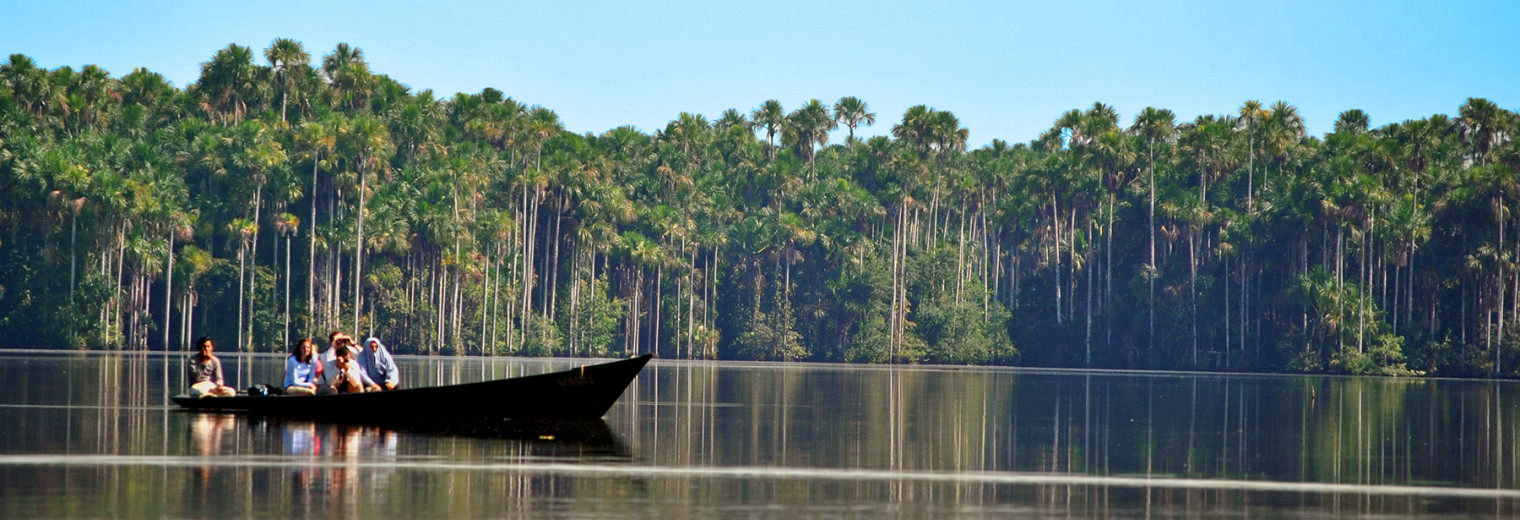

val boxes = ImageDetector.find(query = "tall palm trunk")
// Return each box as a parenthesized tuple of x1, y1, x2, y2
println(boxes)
(236, 244, 246, 351)
(283, 232, 292, 351)
(163, 233, 174, 352)
(1106, 192, 1115, 348)
(1085, 222, 1094, 364)
(308, 153, 318, 337)
(1052, 192, 1062, 324)
(353, 168, 366, 335)
(1148, 138, 1157, 359)
(70, 209, 78, 302)
(481, 249, 491, 355)
(249, 183, 263, 350)
(1189, 227, 1197, 365)
(890, 206, 902, 360)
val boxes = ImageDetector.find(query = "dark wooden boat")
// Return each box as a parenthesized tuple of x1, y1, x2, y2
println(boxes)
(173, 354, 651, 421)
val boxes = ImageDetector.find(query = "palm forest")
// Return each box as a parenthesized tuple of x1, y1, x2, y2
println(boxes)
(1, 41, 1518, 377)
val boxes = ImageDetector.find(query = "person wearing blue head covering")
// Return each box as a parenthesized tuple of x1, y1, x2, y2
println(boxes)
(358, 337, 400, 391)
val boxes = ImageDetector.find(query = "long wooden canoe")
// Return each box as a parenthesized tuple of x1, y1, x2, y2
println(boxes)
(172, 354, 651, 421)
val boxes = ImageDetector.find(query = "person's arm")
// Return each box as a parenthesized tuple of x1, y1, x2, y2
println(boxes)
(305, 357, 320, 384)
(211, 358, 225, 386)
(357, 365, 377, 387)
(383, 351, 399, 387)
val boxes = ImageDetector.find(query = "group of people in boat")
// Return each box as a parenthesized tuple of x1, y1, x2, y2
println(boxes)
(185, 331, 400, 398)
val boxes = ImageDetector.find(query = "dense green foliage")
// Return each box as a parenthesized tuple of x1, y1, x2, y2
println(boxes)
(1, 42, 1518, 376)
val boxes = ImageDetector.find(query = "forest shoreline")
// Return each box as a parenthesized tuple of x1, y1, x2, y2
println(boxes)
(2, 41, 1518, 379)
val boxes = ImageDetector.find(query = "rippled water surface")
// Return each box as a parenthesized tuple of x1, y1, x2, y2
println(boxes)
(2, 350, 1519, 518)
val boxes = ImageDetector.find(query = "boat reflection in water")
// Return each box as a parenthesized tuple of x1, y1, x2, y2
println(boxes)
(182, 412, 627, 460)
(177, 409, 631, 511)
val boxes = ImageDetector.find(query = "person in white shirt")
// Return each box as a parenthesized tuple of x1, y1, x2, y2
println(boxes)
(283, 338, 319, 396)
(319, 331, 360, 373)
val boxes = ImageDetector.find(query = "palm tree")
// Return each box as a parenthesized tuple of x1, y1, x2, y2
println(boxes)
(322, 43, 372, 111)
(1262, 101, 1305, 185)
(228, 218, 257, 351)
(664, 112, 710, 159)
(833, 96, 877, 146)
(161, 212, 192, 353)
(119, 67, 175, 128)
(786, 99, 835, 173)
(892, 105, 933, 156)
(1239, 100, 1265, 210)
(264, 38, 309, 122)
(197, 44, 260, 125)
(1335, 109, 1370, 135)
(230, 121, 286, 350)
(715, 108, 748, 132)
(1, 54, 49, 120)
(71, 64, 114, 133)
(1091, 128, 1136, 359)
(1130, 106, 1175, 359)
(347, 116, 393, 334)
(526, 106, 562, 171)
(1459, 97, 1506, 167)
(274, 213, 300, 348)
(298, 117, 337, 334)
(751, 100, 785, 158)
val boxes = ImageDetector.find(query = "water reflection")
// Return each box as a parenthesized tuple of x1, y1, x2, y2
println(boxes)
(3, 352, 1520, 518)
(608, 361, 1520, 517)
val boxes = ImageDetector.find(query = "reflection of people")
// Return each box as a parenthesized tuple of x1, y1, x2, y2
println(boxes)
(284, 338, 320, 396)
(186, 337, 236, 397)
(331, 344, 379, 393)
(190, 413, 232, 455)
(358, 337, 400, 390)
(282, 421, 317, 455)
(190, 413, 233, 488)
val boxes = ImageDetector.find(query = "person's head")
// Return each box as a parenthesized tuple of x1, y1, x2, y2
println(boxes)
(327, 331, 344, 345)
(365, 337, 382, 351)
(333, 345, 352, 370)
(195, 337, 213, 357)
(292, 338, 313, 361)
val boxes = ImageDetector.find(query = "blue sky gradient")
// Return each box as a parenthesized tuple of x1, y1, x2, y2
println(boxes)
(5, 0, 1517, 146)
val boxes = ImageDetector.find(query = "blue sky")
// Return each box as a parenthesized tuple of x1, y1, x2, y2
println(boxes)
(5, 0, 1517, 146)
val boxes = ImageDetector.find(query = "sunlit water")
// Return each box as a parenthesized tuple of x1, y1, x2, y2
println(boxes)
(2, 350, 1519, 518)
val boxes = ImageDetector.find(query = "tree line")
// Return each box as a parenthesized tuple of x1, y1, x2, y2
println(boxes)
(1, 40, 1518, 376)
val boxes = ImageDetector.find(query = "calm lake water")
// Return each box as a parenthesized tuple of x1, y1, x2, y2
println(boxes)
(1, 350, 1519, 518)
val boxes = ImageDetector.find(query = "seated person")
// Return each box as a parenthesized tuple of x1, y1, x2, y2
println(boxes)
(330, 345, 380, 394)
(283, 338, 319, 396)
(186, 337, 236, 397)
(357, 337, 400, 391)
(320, 331, 360, 367)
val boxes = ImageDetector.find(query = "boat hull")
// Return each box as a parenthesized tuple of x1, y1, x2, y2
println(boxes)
(172, 355, 651, 421)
